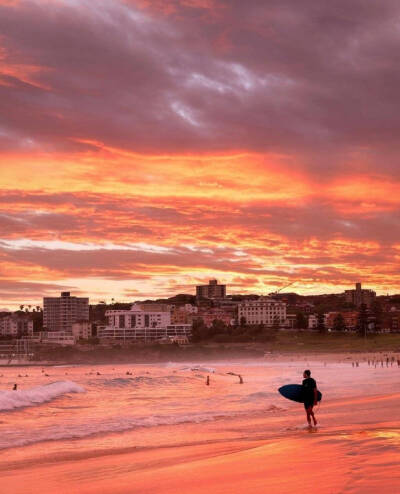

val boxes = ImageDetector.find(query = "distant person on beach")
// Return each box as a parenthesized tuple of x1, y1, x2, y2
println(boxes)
(206, 376, 210, 386)
(302, 370, 318, 427)
(12, 384, 17, 390)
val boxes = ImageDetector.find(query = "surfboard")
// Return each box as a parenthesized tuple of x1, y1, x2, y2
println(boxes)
(278, 384, 322, 403)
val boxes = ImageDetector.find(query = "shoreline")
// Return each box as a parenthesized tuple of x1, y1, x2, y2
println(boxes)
(4, 347, 400, 367)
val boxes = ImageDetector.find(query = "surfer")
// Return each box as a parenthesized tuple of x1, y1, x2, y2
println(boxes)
(302, 370, 318, 427)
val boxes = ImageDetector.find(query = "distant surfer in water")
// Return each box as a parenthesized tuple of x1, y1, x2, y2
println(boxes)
(302, 370, 318, 427)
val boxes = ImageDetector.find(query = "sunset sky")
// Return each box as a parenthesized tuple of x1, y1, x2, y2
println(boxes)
(1, 0, 400, 308)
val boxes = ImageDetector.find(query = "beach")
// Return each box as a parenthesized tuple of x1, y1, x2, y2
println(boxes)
(1, 353, 400, 493)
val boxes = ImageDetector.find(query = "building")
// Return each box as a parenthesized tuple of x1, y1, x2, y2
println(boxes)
(99, 304, 192, 342)
(238, 297, 287, 327)
(308, 314, 318, 330)
(344, 283, 376, 308)
(196, 279, 226, 299)
(37, 331, 76, 345)
(72, 320, 92, 340)
(382, 311, 400, 332)
(195, 308, 235, 328)
(325, 311, 358, 331)
(171, 306, 194, 325)
(43, 292, 89, 332)
(0, 315, 33, 337)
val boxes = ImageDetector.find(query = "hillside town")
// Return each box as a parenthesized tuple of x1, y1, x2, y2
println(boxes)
(0, 281, 400, 359)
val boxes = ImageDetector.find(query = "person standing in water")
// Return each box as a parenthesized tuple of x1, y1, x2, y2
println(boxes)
(302, 369, 318, 427)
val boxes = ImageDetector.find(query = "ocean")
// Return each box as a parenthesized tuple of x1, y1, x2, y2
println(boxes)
(1, 356, 399, 493)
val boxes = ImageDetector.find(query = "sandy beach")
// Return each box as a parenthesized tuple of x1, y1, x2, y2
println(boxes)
(1, 353, 399, 494)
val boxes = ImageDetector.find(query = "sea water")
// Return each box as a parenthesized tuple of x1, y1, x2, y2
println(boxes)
(0, 357, 398, 462)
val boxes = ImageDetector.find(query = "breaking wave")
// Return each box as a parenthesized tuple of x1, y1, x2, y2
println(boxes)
(0, 381, 85, 411)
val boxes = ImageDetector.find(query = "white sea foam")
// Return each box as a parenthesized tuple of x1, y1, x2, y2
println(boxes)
(0, 381, 85, 411)
(181, 366, 216, 373)
(0, 406, 277, 450)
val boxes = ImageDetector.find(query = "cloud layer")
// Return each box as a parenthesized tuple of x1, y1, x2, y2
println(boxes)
(1, 0, 400, 306)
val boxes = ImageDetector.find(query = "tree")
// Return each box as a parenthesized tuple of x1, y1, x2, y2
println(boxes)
(333, 313, 346, 332)
(211, 319, 227, 336)
(317, 312, 326, 333)
(295, 312, 307, 330)
(357, 304, 369, 338)
(371, 301, 383, 332)
(191, 318, 208, 342)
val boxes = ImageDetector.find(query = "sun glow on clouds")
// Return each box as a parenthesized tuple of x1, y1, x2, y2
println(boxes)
(1, 0, 400, 307)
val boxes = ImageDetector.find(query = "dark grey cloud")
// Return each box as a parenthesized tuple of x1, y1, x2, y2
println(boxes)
(0, 0, 400, 176)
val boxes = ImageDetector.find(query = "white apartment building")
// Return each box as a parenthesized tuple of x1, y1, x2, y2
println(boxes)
(238, 298, 287, 326)
(99, 304, 192, 342)
(43, 292, 89, 332)
(72, 321, 92, 340)
(0, 315, 33, 337)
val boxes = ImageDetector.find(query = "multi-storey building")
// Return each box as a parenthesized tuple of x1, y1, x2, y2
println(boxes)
(196, 279, 226, 299)
(43, 292, 89, 332)
(72, 320, 92, 340)
(325, 311, 358, 330)
(344, 283, 376, 308)
(0, 315, 33, 337)
(99, 304, 191, 342)
(382, 311, 400, 332)
(238, 297, 287, 326)
(195, 308, 235, 328)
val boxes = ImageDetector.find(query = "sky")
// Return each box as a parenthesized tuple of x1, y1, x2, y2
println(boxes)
(1, 0, 400, 309)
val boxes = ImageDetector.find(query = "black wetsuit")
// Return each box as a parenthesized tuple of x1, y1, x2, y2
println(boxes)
(302, 377, 317, 409)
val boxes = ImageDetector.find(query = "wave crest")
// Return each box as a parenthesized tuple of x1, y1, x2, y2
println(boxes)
(0, 381, 85, 411)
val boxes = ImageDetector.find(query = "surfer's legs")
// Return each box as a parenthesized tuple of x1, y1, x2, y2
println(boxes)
(309, 408, 317, 426)
(305, 405, 317, 426)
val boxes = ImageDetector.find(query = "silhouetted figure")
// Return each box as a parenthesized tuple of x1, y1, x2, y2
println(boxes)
(206, 375, 210, 386)
(13, 384, 17, 391)
(302, 369, 318, 427)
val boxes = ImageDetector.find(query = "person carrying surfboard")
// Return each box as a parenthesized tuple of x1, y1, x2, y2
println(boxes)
(302, 369, 318, 427)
